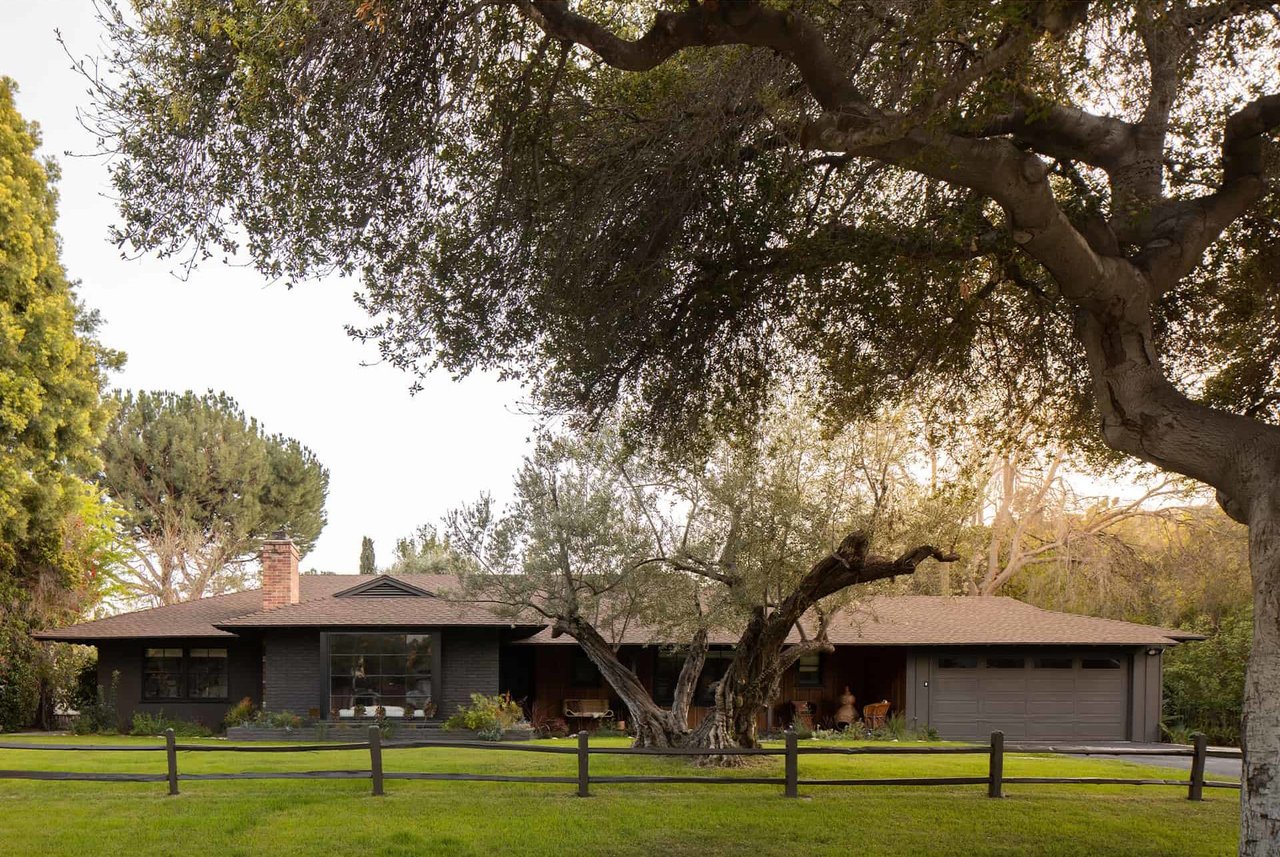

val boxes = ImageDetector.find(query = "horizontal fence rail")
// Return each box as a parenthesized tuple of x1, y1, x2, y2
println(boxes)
(0, 728, 1243, 801)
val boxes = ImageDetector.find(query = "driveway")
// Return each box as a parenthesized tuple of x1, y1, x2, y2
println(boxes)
(1015, 741, 1242, 781)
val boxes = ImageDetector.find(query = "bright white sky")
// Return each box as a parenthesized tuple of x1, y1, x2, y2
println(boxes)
(1, 1, 538, 573)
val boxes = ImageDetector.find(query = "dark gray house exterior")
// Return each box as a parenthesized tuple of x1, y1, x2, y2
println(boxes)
(36, 536, 1198, 741)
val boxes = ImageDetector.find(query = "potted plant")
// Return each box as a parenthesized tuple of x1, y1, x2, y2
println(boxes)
(352, 703, 366, 719)
(422, 701, 437, 719)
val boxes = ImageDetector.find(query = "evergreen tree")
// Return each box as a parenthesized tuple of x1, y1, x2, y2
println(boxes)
(359, 536, 376, 575)
(0, 78, 123, 730)
(101, 391, 329, 604)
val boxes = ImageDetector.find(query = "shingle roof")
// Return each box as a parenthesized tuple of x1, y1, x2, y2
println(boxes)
(511, 597, 1198, 647)
(33, 575, 530, 641)
(35, 577, 1196, 647)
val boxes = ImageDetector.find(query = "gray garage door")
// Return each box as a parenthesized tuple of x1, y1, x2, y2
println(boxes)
(928, 653, 1129, 741)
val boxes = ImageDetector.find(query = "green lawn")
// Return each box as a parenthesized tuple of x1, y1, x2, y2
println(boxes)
(0, 735, 1239, 856)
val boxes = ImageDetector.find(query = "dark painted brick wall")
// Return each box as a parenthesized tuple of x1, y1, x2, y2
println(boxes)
(96, 638, 262, 730)
(441, 629, 501, 713)
(262, 630, 324, 716)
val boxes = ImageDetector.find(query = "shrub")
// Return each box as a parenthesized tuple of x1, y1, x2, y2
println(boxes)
(73, 671, 120, 735)
(253, 710, 302, 730)
(444, 692, 524, 735)
(0, 643, 39, 732)
(1164, 608, 1250, 746)
(222, 697, 256, 729)
(130, 711, 212, 737)
(476, 724, 503, 742)
(532, 714, 568, 738)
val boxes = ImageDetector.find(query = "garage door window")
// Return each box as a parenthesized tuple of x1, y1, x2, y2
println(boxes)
(986, 657, 1026, 669)
(1081, 657, 1122, 669)
(937, 656, 977, 669)
(1034, 657, 1074, 669)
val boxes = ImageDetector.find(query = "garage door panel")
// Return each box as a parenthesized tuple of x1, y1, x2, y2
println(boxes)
(929, 653, 1130, 742)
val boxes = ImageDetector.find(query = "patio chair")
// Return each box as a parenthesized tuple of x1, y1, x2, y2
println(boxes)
(863, 700, 891, 730)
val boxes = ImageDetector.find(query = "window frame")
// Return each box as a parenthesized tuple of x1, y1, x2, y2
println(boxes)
(140, 645, 231, 702)
(321, 631, 443, 718)
(570, 647, 602, 688)
(795, 652, 824, 688)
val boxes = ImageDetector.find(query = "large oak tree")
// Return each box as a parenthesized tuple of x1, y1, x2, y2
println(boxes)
(82, 1, 1280, 848)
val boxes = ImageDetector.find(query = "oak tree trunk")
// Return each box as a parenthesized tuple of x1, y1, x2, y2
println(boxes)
(1243, 496, 1280, 855)
(1073, 290, 1280, 856)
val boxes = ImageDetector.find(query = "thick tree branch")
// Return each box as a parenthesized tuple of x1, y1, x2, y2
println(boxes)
(1139, 93, 1280, 291)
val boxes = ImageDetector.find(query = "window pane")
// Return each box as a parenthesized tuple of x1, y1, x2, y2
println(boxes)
(571, 649, 601, 687)
(329, 633, 432, 715)
(796, 653, 822, 687)
(188, 649, 228, 699)
(1082, 657, 1122, 670)
(986, 657, 1026, 669)
(142, 649, 184, 700)
(937, 656, 978, 669)
(652, 653, 683, 706)
(1034, 657, 1074, 669)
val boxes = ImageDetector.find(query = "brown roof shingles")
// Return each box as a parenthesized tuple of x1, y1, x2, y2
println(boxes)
(36, 577, 1195, 647)
(511, 597, 1196, 647)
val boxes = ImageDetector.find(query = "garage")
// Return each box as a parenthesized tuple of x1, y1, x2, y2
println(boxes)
(927, 652, 1130, 741)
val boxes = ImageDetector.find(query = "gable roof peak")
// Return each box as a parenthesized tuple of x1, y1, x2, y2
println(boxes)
(333, 575, 434, 599)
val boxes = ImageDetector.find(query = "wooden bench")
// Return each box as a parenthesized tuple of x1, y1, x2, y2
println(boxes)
(563, 698, 614, 719)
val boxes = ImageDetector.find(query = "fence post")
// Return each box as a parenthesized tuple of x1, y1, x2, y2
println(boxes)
(1188, 732, 1207, 801)
(369, 725, 384, 797)
(577, 730, 590, 797)
(987, 730, 1004, 798)
(164, 728, 179, 796)
(784, 728, 798, 798)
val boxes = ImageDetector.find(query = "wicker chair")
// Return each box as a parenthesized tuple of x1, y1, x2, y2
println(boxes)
(863, 700, 891, 730)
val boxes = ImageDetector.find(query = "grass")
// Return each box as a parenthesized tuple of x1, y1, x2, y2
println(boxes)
(0, 735, 1240, 856)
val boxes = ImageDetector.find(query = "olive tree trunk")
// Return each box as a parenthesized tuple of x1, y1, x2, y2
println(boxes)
(559, 536, 955, 753)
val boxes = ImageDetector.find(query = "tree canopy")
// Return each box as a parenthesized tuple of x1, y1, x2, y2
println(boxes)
(0, 77, 124, 730)
(80, 1, 1280, 846)
(448, 408, 957, 747)
(101, 390, 329, 604)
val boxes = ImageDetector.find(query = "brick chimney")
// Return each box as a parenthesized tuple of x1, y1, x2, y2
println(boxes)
(261, 530, 300, 610)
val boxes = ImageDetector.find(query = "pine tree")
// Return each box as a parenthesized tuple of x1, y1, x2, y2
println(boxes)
(359, 536, 376, 575)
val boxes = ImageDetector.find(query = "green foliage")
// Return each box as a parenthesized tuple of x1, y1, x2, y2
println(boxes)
(1164, 609, 1251, 746)
(101, 390, 329, 603)
(221, 697, 256, 729)
(443, 693, 524, 735)
(0, 78, 123, 730)
(73, 671, 120, 735)
(79, 2, 1279, 454)
(130, 711, 212, 738)
(388, 525, 463, 575)
(359, 536, 376, 575)
(0, 642, 38, 732)
(252, 710, 303, 730)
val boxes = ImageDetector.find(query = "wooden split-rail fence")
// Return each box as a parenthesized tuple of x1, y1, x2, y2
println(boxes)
(0, 728, 1242, 800)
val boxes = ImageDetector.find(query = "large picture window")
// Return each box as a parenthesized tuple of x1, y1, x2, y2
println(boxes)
(328, 633, 436, 716)
(142, 647, 228, 700)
